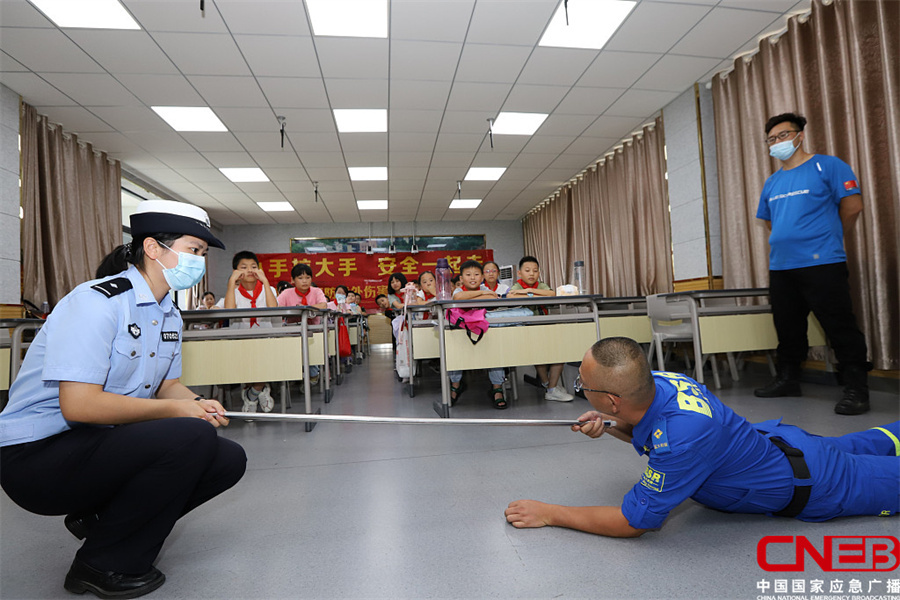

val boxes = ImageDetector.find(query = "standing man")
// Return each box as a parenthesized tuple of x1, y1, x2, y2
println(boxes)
(754, 113, 870, 415)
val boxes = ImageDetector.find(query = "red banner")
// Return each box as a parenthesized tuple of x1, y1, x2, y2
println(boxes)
(257, 250, 494, 310)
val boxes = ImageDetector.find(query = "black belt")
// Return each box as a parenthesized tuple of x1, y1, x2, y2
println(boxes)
(767, 436, 812, 518)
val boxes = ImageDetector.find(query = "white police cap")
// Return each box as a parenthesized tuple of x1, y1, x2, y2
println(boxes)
(130, 200, 225, 249)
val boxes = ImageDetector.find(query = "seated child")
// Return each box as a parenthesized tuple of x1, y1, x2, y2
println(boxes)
(481, 261, 510, 296)
(276, 263, 327, 386)
(448, 260, 508, 409)
(221, 250, 279, 412)
(507, 255, 573, 403)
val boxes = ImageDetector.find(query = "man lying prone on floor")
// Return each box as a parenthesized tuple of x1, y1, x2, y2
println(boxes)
(505, 337, 899, 537)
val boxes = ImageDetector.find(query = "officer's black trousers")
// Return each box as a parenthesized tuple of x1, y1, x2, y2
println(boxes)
(0, 418, 246, 574)
(769, 262, 868, 368)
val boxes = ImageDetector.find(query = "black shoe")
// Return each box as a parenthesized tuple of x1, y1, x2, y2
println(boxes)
(65, 513, 100, 540)
(754, 377, 802, 398)
(834, 387, 870, 415)
(64, 557, 165, 599)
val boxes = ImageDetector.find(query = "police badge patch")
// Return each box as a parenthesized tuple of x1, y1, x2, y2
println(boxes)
(128, 323, 141, 339)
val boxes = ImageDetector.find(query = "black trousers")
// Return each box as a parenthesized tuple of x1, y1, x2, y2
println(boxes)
(0, 418, 246, 574)
(769, 262, 868, 368)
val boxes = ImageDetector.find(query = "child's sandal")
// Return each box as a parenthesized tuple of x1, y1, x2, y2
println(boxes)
(450, 381, 466, 406)
(490, 386, 507, 410)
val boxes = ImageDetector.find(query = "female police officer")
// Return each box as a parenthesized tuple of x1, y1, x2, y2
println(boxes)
(0, 200, 247, 599)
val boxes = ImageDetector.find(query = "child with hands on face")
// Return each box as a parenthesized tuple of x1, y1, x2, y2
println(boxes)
(222, 251, 278, 412)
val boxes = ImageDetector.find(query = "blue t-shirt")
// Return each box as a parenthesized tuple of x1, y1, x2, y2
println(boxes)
(621, 372, 793, 530)
(756, 154, 860, 270)
(0, 266, 183, 446)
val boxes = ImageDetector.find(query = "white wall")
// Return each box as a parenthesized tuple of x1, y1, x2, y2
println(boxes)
(207, 220, 524, 297)
(663, 85, 722, 281)
(0, 83, 20, 304)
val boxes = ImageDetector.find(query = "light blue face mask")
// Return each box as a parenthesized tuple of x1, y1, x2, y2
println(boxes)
(156, 242, 206, 290)
(769, 138, 798, 161)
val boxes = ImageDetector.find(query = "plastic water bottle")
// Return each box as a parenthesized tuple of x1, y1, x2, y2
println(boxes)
(573, 260, 586, 295)
(435, 258, 453, 301)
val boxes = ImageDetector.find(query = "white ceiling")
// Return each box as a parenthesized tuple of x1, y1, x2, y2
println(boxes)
(0, 0, 809, 225)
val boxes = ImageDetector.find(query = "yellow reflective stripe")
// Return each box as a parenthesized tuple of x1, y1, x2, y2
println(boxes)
(872, 427, 900, 456)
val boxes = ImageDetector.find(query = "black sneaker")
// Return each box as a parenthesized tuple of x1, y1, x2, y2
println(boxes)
(64, 557, 165, 599)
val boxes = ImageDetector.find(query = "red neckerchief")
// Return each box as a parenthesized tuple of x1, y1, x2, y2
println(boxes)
(294, 287, 311, 306)
(516, 279, 547, 315)
(238, 280, 263, 327)
(484, 281, 498, 292)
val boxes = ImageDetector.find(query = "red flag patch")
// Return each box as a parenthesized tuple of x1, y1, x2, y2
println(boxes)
(844, 180, 859, 191)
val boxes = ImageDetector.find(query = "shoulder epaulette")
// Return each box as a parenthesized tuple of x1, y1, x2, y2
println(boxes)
(91, 277, 133, 298)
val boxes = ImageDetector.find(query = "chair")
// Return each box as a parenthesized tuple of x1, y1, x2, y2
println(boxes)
(646, 293, 695, 374)
(645, 293, 731, 388)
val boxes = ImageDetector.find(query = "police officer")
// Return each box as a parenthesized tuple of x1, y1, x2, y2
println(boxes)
(0, 200, 247, 598)
(505, 337, 899, 537)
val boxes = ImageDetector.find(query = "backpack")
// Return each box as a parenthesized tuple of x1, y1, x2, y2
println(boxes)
(446, 307, 489, 344)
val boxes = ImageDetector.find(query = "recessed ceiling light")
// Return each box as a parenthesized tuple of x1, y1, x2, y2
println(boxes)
(357, 200, 388, 210)
(349, 167, 388, 181)
(465, 167, 506, 181)
(306, 0, 388, 38)
(334, 109, 387, 133)
(152, 107, 227, 132)
(449, 199, 482, 209)
(219, 168, 269, 183)
(29, 0, 141, 29)
(427, 244, 446, 248)
(257, 201, 294, 212)
(492, 112, 548, 135)
(539, 0, 636, 50)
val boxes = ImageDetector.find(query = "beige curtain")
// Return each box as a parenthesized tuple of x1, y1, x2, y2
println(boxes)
(712, 0, 899, 370)
(21, 102, 122, 307)
(523, 118, 673, 296)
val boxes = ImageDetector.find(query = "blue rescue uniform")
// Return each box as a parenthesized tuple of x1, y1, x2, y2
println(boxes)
(621, 372, 899, 530)
(0, 266, 245, 575)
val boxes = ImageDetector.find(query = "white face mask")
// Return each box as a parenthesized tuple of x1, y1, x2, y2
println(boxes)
(769, 137, 799, 161)
(156, 242, 206, 290)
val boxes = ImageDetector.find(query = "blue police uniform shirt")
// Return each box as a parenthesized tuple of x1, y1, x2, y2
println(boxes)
(621, 372, 794, 530)
(0, 266, 183, 447)
(756, 154, 860, 270)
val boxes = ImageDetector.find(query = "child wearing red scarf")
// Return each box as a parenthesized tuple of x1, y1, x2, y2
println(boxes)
(276, 263, 328, 386)
(507, 256, 574, 403)
(223, 251, 278, 412)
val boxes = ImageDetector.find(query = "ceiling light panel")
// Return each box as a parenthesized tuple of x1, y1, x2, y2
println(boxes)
(306, 0, 388, 38)
(464, 167, 506, 181)
(257, 202, 294, 212)
(357, 200, 388, 210)
(539, 0, 636, 50)
(220, 168, 269, 182)
(348, 167, 388, 181)
(29, 0, 141, 29)
(492, 112, 549, 135)
(449, 199, 482, 209)
(152, 107, 227, 132)
(333, 109, 388, 133)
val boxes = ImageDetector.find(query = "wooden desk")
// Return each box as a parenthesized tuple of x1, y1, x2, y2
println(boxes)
(407, 296, 648, 416)
(181, 307, 332, 418)
(1, 319, 44, 392)
(655, 289, 826, 387)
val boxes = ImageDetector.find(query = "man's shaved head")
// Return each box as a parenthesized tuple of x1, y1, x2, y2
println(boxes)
(587, 337, 655, 404)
